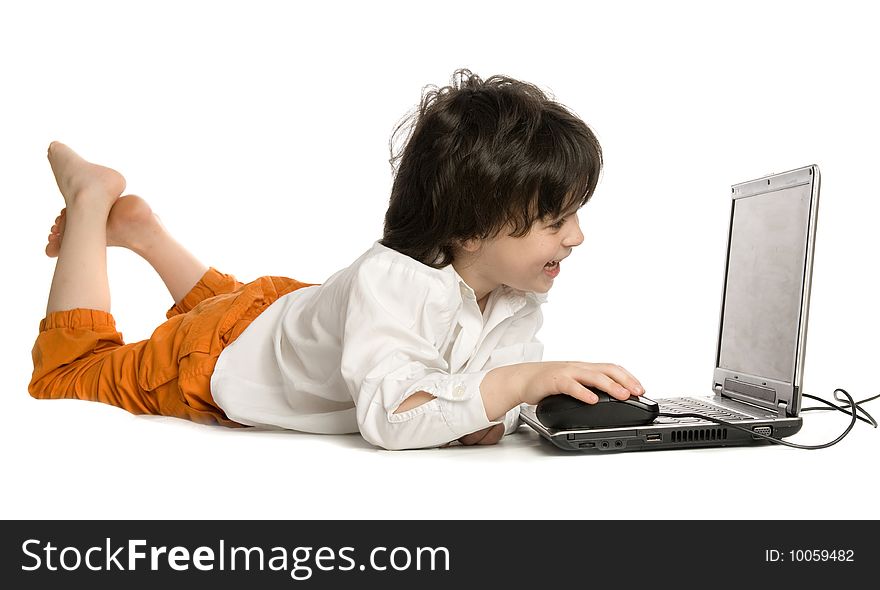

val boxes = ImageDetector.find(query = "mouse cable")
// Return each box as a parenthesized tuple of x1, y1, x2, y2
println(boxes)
(801, 390, 878, 428)
(656, 388, 872, 450)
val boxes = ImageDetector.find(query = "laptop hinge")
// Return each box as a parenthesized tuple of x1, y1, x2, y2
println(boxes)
(776, 400, 789, 418)
(715, 382, 786, 414)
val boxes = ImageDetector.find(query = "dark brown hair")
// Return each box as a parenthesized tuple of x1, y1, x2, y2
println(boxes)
(381, 68, 603, 268)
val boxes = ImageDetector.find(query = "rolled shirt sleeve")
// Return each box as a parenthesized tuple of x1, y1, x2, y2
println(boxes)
(340, 260, 503, 450)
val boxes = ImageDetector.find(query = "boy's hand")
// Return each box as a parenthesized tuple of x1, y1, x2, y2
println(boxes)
(441, 423, 506, 447)
(458, 423, 505, 445)
(519, 361, 645, 406)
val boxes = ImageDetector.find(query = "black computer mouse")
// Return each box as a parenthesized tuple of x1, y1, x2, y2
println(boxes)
(536, 387, 660, 429)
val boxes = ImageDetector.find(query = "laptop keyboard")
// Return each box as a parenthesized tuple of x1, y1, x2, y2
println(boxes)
(655, 397, 760, 424)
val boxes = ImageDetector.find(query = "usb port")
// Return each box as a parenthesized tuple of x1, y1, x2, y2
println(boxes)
(646, 433, 662, 442)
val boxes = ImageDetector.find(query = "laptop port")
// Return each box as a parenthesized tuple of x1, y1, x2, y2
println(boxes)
(646, 433, 662, 442)
(752, 426, 772, 438)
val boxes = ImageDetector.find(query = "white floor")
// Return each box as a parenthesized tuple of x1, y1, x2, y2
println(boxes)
(4, 386, 877, 520)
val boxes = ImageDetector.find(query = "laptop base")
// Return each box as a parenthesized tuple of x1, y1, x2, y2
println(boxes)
(519, 403, 803, 453)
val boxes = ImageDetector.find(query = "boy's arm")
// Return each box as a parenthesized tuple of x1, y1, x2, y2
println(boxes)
(396, 360, 646, 419)
(395, 305, 545, 446)
(394, 363, 529, 420)
(397, 364, 528, 447)
(342, 260, 512, 450)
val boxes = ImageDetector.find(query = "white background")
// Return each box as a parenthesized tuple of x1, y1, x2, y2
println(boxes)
(1, 0, 878, 520)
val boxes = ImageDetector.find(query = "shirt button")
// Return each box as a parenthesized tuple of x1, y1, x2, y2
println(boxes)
(452, 385, 466, 399)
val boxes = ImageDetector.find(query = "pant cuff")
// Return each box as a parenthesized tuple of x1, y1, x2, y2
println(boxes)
(39, 308, 117, 333)
(166, 267, 241, 318)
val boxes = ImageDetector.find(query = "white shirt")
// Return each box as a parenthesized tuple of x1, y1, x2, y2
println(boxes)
(210, 240, 547, 450)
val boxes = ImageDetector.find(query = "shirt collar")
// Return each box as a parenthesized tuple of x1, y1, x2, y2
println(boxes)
(447, 265, 548, 313)
(370, 240, 548, 313)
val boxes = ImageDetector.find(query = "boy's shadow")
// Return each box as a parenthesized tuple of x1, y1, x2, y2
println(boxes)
(137, 416, 575, 454)
(137, 415, 377, 451)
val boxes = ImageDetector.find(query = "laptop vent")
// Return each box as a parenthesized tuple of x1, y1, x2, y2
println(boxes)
(670, 428, 727, 443)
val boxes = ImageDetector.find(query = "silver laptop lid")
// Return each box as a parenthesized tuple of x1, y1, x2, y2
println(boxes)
(712, 165, 821, 417)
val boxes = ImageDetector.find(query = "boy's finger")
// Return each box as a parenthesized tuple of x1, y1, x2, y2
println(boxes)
(598, 363, 644, 395)
(580, 374, 630, 400)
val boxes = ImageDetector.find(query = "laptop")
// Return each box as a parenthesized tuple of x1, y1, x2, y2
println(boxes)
(520, 164, 822, 452)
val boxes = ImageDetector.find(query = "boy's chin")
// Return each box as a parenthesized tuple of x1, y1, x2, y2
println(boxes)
(530, 280, 553, 294)
(504, 277, 552, 294)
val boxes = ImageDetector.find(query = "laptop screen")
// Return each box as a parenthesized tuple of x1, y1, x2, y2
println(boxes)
(718, 181, 813, 384)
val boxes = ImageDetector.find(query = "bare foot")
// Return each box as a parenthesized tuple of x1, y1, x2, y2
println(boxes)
(46, 141, 126, 209)
(46, 195, 164, 257)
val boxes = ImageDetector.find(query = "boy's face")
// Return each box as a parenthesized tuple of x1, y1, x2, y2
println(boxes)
(455, 207, 585, 299)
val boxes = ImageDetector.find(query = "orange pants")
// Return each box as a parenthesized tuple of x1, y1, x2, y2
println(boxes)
(29, 268, 317, 426)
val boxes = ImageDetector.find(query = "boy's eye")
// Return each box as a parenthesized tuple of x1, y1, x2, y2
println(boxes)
(549, 218, 566, 230)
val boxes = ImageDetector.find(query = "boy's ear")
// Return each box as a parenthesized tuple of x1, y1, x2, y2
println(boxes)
(458, 237, 482, 253)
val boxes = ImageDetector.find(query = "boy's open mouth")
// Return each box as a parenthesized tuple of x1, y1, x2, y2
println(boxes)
(544, 260, 558, 268)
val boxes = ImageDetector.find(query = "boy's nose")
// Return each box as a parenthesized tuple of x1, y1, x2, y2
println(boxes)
(564, 219, 585, 247)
